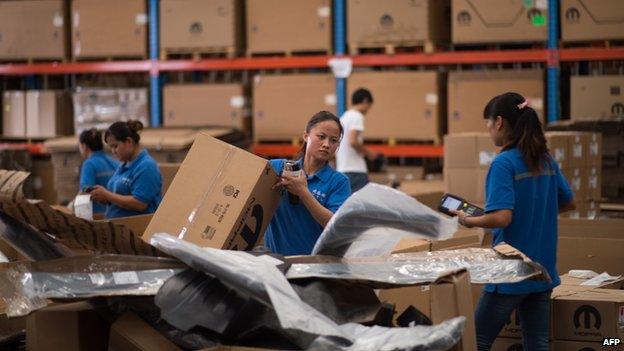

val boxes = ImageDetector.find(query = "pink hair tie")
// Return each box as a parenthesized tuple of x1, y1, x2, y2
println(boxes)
(517, 100, 530, 110)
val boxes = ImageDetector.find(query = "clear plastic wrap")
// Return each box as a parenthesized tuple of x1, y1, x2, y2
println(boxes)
(312, 184, 457, 257)
(72, 88, 148, 134)
(288, 246, 550, 286)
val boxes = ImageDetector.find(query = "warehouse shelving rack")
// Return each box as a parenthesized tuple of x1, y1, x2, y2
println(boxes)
(0, 0, 622, 158)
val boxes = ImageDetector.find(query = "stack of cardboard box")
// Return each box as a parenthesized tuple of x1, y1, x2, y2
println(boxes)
(43, 136, 82, 205)
(72, 88, 148, 134)
(570, 75, 624, 121)
(560, 0, 624, 43)
(2, 91, 73, 138)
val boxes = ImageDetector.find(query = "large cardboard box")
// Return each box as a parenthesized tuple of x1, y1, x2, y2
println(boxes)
(347, 0, 450, 49)
(160, 0, 242, 54)
(452, 0, 548, 44)
(71, 0, 147, 59)
(0, 0, 66, 60)
(143, 132, 281, 250)
(108, 312, 182, 351)
(561, 0, 624, 42)
(158, 163, 180, 195)
(163, 84, 246, 129)
(444, 133, 499, 170)
(448, 70, 544, 134)
(546, 132, 571, 170)
(2, 91, 26, 137)
(26, 91, 73, 138)
(246, 0, 331, 54)
(444, 168, 488, 204)
(554, 340, 608, 351)
(73, 88, 148, 134)
(584, 166, 601, 201)
(253, 73, 336, 141)
(570, 75, 624, 120)
(347, 71, 444, 142)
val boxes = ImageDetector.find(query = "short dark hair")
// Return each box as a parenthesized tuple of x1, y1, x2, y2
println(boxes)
(79, 128, 104, 151)
(105, 120, 144, 144)
(351, 88, 373, 105)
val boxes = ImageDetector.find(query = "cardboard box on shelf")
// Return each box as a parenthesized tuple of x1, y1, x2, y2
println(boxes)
(490, 337, 523, 351)
(452, 0, 548, 44)
(570, 75, 624, 120)
(143, 132, 281, 250)
(72, 88, 148, 134)
(347, 71, 445, 142)
(444, 168, 488, 204)
(448, 70, 544, 134)
(347, 0, 450, 49)
(163, 84, 246, 129)
(0, 0, 66, 60)
(444, 133, 499, 170)
(569, 133, 591, 169)
(26, 91, 74, 138)
(553, 340, 604, 351)
(71, 0, 147, 59)
(253, 73, 336, 141)
(2, 91, 26, 137)
(160, 0, 242, 54)
(108, 312, 182, 351)
(564, 167, 586, 200)
(587, 133, 602, 168)
(561, 0, 624, 42)
(546, 132, 571, 170)
(158, 163, 180, 195)
(584, 166, 601, 201)
(246, 0, 331, 54)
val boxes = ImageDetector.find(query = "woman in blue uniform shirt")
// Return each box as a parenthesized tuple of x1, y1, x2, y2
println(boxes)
(265, 111, 351, 256)
(452, 93, 576, 351)
(78, 128, 119, 215)
(90, 120, 162, 219)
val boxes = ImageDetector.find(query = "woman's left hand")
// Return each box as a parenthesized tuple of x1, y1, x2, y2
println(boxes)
(89, 185, 111, 203)
(280, 172, 308, 197)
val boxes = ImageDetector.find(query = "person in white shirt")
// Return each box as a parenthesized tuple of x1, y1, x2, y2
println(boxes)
(336, 88, 378, 192)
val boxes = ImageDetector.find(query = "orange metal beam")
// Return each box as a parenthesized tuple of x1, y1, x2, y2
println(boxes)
(251, 144, 444, 159)
(559, 47, 624, 62)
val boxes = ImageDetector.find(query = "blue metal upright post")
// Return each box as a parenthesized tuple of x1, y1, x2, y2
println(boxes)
(334, 0, 346, 116)
(547, 0, 560, 123)
(148, 0, 162, 127)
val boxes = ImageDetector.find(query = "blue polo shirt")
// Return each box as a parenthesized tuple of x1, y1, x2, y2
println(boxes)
(79, 151, 119, 214)
(105, 149, 162, 219)
(484, 148, 573, 295)
(264, 159, 351, 255)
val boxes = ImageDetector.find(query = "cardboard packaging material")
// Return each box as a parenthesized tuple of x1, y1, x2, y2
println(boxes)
(553, 340, 605, 351)
(444, 133, 499, 170)
(347, 71, 445, 142)
(43, 136, 82, 205)
(253, 73, 336, 141)
(369, 167, 426, 187)
(570, 75, 624, 120)
(2, 91, 26, 137)
(584, 166, 601, 201)
(246, 0, 331, 54)
(347, 0, 450, 50)
(26, 91, 73, 138)
(490, 338, 523, 351)
(30, 157, 57, 204)
(452, 0, 548, 44)
(71, 0, 147, 59)
(163, 84, 246, 130)
(444, 169, 488, 204)
(158, 163, 180, 195)
(546, 132, 572, 170)
(0, 0, 66, 60)
(448, 70, 544, 134)
(143, 132, 281, 250)
(72, 88, 148, 134)
(160, 0, 242, 55)
(108, 312, 182, 351)
(397, 179, 444, 210)
(561, 0, 624, 42)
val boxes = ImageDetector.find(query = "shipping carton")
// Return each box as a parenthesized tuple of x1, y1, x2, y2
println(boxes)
(108, 312, 182, 351)
(158, 163, 180, 195)
(0, 0, 66, 60)
(347, 71, 445, 142)
(444, 133, 499, 170)
(570, 75, 624, 120)
(584, 166, 601, 201)
(246, 0, 331, 54)
(561, 0, 624, 42)
(26, 91, 73, 138)
(143, 132, 281, 250)
(397, 179, 444, 210)
(253, 74, 336, 141)
(444, 168, 488, 204)
(448, 70, 544, 134)
(2, 91, 26, 137)
(71, 0, 147, 59)
(452, 0, 548, 44)
(546, 132, 571, 170)
(163, 84, 246, 129)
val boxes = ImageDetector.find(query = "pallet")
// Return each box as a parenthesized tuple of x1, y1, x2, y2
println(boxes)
(562, 39, 624, 49)
(72, 55, 147, 62)
(364, 137, 441, 146)
(0, 57, 67, 64)
(247, 49, 329, 58)
(450, 42, 546, 52)
(350, 41, 438, 55)
(161, 47, 238, 60)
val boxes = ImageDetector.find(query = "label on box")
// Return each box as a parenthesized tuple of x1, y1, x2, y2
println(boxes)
(572, 177, 581, 191)
(113, 271, 140, 285)
(254, 75, 261, 85)
(590, 141, 599, 157)
(425, 93, 438, 105)
(554, 147, 565, 162)
(324, 94, 337, 106)
(135, 13, 148, 25)
(479, 151, 496, 166)
(53, 13, 64, 27)
(573, 144, 583, 158)
(230, 96, 245, 108)
(536, 0, 548, 10)
(317, 6, 330, 18)
(73, 12, 79, 27)
(74, 42, 81, 56)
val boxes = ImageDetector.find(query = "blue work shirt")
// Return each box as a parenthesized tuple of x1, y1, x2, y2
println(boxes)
(484, 148, 573, 295)
(105, 149, 162, 219)
(79, 151, 119, 214)
(264, 159, 351, 256)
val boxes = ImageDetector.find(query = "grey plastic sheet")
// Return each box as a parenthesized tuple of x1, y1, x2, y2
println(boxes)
(150, 233, 465, 351)
(312, 184, 457, 257)
(287, 247, 550, 286)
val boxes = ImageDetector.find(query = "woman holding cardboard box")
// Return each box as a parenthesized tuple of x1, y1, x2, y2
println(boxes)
(453, 92, 576, 351)
(89, 120, 162, 219)
(264, 111, 351, 256)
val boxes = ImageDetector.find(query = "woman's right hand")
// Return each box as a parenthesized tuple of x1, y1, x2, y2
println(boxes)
(89, 185, 110, 204)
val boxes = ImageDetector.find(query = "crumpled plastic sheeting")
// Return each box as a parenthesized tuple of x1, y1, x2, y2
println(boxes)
(312, 184, 457, 257)
(150, 233, 465, 351)
(288, 247, 549, 286)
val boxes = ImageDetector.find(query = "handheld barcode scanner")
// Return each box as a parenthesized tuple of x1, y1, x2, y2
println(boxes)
(438, 193, 484, 217)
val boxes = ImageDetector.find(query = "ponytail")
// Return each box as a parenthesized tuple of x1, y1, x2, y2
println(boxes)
(483, 92, 549, 173)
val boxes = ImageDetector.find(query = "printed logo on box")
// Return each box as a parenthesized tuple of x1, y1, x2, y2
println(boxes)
(565, 7, 581, 22)
(457, 11, 471, 25)
(574, 304, 602, 337)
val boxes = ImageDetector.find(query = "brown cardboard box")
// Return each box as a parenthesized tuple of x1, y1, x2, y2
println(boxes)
(452, 0, 548, 44)
(448, 70, 544, 134)
(2, 91, 26, 137)
(347, 71, 444, 141)
(246, 0, 331, 54)
(444, 133, 499, 169)
(444, 168, 488, 204)
(570, 75, 624, 120)
(101, 214, 153, 238)
(584, 166, 601, 201)
(570, 133, 591, 169)
(398, 179, 444, 209)
(160, 0, 242, 54)
(490, 337, 523, 351)
(347, 0, 450, 49)
(158, 163, 180, 195)
(253, 73, 336, 141)
(30, 158, 57, 204)
(392, 229, 482, 254)
(587, 133, 602, 168)
(561, 0, 624, 42)
(71, 0, 147, 59)
(163, 84, 246, 129)
(546, 132, 571, 170)
(564, 167, 586, 200)
(553, 340, 604, 351)
(553, 289, 624, 342)
(143, 132, 281, 250)
(26, 91, 73, 138)
(0, 0, 66, 60)
(108, 312, 182, 351)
